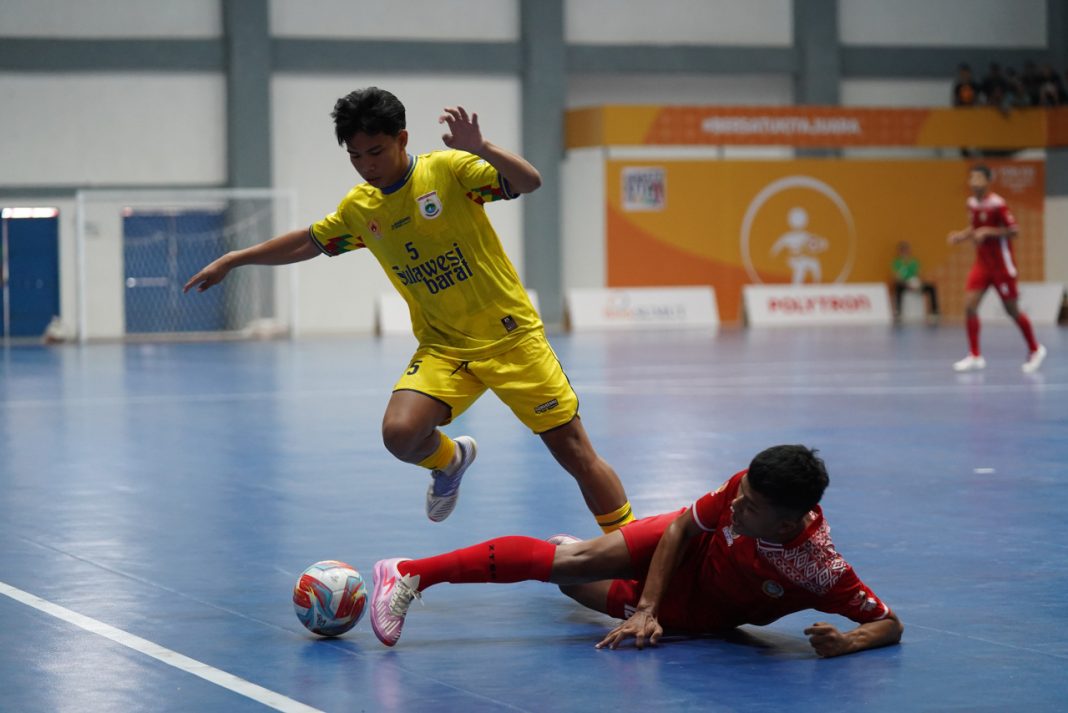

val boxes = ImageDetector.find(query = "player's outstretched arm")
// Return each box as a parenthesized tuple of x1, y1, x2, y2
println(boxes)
(183, 229, 319, 293)
(595, 509, 702, 650)
(804, 611, 903, 658)
(947, 228, 975, 245)
(439, 105, 542, 195)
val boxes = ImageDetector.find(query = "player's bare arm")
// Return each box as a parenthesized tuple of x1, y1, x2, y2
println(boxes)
(804, 611, 903, 658)
(184, 228, 319, 293)
(439, 105, 542, 195)
(595, 510, 701, 651)
(973, 225, 1018, 241)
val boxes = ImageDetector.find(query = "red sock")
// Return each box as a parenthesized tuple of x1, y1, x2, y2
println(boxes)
(1014, 313, 1039, 352)
(397, 536, 555, 591)
(966, 314, 981, 356)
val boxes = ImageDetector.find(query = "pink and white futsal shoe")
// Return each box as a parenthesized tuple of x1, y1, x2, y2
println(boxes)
(370, 558, 420, 647)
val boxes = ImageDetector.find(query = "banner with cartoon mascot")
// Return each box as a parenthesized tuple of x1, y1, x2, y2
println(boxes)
(606, 159, 1044, 322)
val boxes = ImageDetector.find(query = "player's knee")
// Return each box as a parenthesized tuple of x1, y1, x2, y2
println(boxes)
(381, 418, 421, 459)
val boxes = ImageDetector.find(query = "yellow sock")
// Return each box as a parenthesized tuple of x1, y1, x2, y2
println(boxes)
(596, 501, 635, 533)
(417, 432, 456, 471)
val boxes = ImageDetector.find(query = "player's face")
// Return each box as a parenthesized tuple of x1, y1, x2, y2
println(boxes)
(344, 130, 410, 189)
(968, 170, 989, 197)
(730, 475, 799, 542)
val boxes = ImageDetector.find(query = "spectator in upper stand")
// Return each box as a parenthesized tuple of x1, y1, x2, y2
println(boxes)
(1037, 63, 1066, 106)
(982, 63, 1009, 112)
(952, 63, 981, 106)
(1021, 60, 1042, 105)
(1004, 68, 1031, 110)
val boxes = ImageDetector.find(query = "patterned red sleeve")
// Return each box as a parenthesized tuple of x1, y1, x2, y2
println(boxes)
(815, 567, 892, 624)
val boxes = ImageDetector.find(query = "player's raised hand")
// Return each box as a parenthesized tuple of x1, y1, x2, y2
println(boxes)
(595, 609, 663, 650)
(183, 256, 232, 293)
(439, 106, 484, 153)
(804, 621, 850, 658)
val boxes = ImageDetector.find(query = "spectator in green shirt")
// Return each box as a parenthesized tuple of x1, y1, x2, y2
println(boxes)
(892, 241, 939, 324)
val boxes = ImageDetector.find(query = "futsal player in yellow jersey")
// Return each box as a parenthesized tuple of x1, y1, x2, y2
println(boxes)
(184, 87, 635, 534)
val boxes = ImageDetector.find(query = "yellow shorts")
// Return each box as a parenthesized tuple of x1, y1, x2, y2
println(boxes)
(392, 331, 578, 433)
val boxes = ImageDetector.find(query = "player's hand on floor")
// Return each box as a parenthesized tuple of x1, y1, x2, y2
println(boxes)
(804, 621, 850, 658)
(595, 610, 663, 650)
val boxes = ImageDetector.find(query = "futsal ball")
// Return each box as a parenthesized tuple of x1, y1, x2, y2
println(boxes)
(293, 560, 367, 637)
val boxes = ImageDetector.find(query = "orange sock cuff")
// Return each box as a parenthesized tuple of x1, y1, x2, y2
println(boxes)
(596, 501, 635, 533)
(418, 433, 456, 471)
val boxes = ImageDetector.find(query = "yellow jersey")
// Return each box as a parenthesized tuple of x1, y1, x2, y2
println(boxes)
(309, 150, 542, 359)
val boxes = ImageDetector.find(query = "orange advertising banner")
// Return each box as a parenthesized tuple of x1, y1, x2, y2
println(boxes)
(568, 106, 1060, 148)
(605, 159, 1044, 322)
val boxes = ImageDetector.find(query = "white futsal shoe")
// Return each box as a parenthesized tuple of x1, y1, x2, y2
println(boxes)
(425, 436, 477, 522)
(953, 354, 986, 372)
(1022, 344, 1047, 373)
(370, 557, 420, 647)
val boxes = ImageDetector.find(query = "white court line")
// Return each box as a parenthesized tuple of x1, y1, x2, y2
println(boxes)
(0, 581, 323, 713)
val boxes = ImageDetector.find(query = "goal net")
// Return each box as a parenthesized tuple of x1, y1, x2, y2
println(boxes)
(74, 189, 298, 342)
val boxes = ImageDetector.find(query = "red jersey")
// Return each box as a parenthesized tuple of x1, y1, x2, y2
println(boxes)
(610, 471, 891, 633)
(967, 191, 1019, 277)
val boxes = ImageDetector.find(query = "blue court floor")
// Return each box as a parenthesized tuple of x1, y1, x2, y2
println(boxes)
(1, 324, 1066, 712)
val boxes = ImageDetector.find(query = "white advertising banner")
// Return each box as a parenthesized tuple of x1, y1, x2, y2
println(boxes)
(743, 283, 892, 327)
(565, 286, 719, 331)
(977, 282, 1065, 326)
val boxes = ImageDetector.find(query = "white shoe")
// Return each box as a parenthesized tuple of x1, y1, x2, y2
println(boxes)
(1022, 344, 1047, 373)
(425, 436, 477, 522)
(370, 557, 420, 647)
(953, 354, 986, 372)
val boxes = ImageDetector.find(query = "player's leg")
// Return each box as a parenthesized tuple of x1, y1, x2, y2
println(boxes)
(381, 389, 451, 464)
(384, 350, 486, 521)
(954, 265, 988, 371)
(369, 531, 633, 645)
(892, 282, 905, 321)
(540, 418, 634, 532)
(999, 289, 1046, 372)
(924, 283, 940, 322)
(475, 332, 635, 533)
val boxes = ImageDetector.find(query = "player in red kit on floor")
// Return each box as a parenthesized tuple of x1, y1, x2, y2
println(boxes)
(368, 445, 903, 658)
(947, 164, 1046, 373)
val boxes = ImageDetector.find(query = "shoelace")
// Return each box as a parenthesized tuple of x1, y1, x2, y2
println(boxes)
(389, 577, 422, 617)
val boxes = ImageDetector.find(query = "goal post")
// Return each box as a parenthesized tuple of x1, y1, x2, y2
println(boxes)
(74, 188, 299, 343)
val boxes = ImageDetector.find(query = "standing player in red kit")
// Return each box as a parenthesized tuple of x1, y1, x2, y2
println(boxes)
(947, 164, 1047, 372)
(367, 445, 904, 657)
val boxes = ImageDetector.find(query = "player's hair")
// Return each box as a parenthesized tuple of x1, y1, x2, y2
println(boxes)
(747, 445, 829, 515)
(970, 164, 992, 180)
(332, 87, 406, 145)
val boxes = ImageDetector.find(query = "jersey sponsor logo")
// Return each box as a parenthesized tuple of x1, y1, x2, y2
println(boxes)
(762, 580, 785, 599)
(391, 242, 474, 295)
(721, 525, 736, 547)
(417, 191, 443, 220)
(368, 219, 382, 238)
(391, 216, 412, 230)
(850, 589, 879, 613)
(534, 398, 559, 414)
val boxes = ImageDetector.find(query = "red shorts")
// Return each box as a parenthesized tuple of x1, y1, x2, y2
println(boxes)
(965, 263, 1018, 301)
(605, 509, 724, 632)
